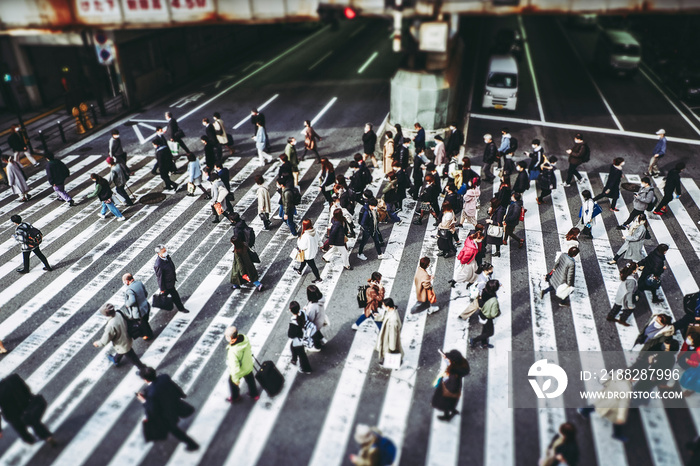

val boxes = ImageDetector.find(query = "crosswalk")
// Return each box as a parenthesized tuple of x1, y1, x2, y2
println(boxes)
(1, 149, 700, 466)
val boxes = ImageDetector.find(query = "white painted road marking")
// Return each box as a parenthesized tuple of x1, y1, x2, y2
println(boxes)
(358, 51, 379, 74)
(309, 51, 333, 71)
(518, 15, 545, 122)
(232, 94, 280, 130)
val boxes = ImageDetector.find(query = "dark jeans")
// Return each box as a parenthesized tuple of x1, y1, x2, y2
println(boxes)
(410, 178, 423, 199)
(114, 348, 146, 370)
(228, 371, 259, 399)
(504, 224, 521, 243)
(593, 190, 619, 209)
(21, 248, 50, 272)
(115, 185, 133, 205)
(387, 203, 401, 223)
(358, 229, 383, 255)
(213, 143, 223, 162)
(168, 424, 198, 449)
(302, 148, 321, 162)
(9, 417, 52, 444)
(163, 288, 185, 310)
(299, 259, 321, 280)
(321, 188, 333, 204)
(623, 208, 644, 226)
(483, 162, 495, 181)
(654, 191, 674, 212)
(565, 163, 582, 184)
(290, 343, 312, 372)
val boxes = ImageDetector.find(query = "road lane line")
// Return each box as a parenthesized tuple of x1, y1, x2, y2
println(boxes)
(309, 51, 333, 71)
(137, 122, 157, 130)
(349, 24, 367, 38)
(358, 51, 379, 74)
(468, 113, 700, 146)
(232, 94, 280, 130)
(555, 21, 624, 131)
(518, 15, 545, 122)
(640, 68, 700, 137)
(640, 62, 700, 126)
(310, 97, 337, 127)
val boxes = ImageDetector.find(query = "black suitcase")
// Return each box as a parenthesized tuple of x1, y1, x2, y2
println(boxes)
(253, 356, 284, 397)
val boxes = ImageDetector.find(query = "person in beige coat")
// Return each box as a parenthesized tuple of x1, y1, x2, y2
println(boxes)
(410, 257, 439, 315)
(375, 298, 403, 366)
(382, 131, 394, 175)
(255, 174, 272, 230)
(578, 377, 632, 442)
(213, 112, 233, 155)
(92, 303, 146, 370)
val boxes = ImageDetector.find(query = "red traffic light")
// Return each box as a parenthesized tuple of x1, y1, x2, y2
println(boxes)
(344, 7, 356, 19)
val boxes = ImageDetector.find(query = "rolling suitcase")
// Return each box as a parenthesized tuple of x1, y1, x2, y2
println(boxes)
(253, 356, 284, 397)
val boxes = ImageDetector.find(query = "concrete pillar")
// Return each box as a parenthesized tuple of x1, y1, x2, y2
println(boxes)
(390, 69, 450, 132)
(10, 39, 41, 108)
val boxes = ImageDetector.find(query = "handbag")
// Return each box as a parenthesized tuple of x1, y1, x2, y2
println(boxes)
(248, 248, 261, 264)
(152, 293, 174, 311)
(214, 202, 224, 215)
(167, 140, 180, 156)
(441, 380, 461, 399)
(187, 182, 196, 194)
(487, 225, 503, 238)
(383, 352, 402, 370)
(645, 275, 661, 289)
(426, 287, 437, 304)
(117, 311, 145, 339)
(529, 169, 540, 181)
(555, 284, 573, 300)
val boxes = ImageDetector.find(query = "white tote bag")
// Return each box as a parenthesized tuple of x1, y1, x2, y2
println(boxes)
(383, 352, 402, 370)
(555, 284, 573, 300)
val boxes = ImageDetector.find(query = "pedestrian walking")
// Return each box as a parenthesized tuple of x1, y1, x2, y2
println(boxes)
(609, 213, 648, 264)
(575, 190, 596, 238)
(165, 112, 192, 155)
(396, 138, 411, 177)
(304, 285, 327, 350)
(285, 137, 300, 187)
(382, 131, 395, 175)
(578, 377, 632, 442)
(108, 129, 129, 172)
(186, 154, 209, 197)
(11, 214, 51, 273)
(322, 209, 351, 270)
(437, 202, 457, 258)
(106, 157, 134, 206)
(536, 156, 557, 205)
(327, 196, 356, 235)
(593, 157, 624, 211)
(606, 262, 638, 327)
(413, 122, 426, 153)
(202, 118, 223, 162)
(43, 152, 74, 206)
(213, 112, 234, 155)
(362, 123, 378, 168)
(485, 198, 506, 257)
(349, 424, 395, 466)
(460, 178, 481, 228)
(288, 301, 313, 374)
(302, 119, 322, 162)
(540, 423, 580, 466)
(503, 192, 524, 248)
(7, 125, 38, 166)
(0, 373, 55, 446)
(445, 123, 464, 175)
(432, 349, 470, 421)
(136, 367, 199, 451)
(381, 171, 402, 223)
(200, 135, 218, 171)
(409, 148, 428, 201)
(153, 126, 168, 149)
(645, 129, 667, 178)
(513, 161, 530, 195)
(392, 124, 404, 149)
(319, 158, 336, 204)
(375, 298, 403, 366)
(230, 236, 263, 291)
(392, 160, 409, 210)
(637, 243, 668, 304)
(335, 175, 356, 215)
(209, 172, 232, 223)
(295, 219, 323, 283)
(635, 314, 674, 352)
(352, 272, 385, 330)
(653, 162, 685, 215)
(449, 229, 484, 288)
(254, 121, 274, 166)
(482, 133, 498, 182)
(154, 245, 189, 312)
(541, 247, 579, 307)
(93, 303, 147, 370)
(214, 161, 231, 193)
(255, 174, 272, 230)
(224, 326, 259, 402)
(470, 279, 501, 349)
(357, 198, 385, 261)
(497, 127, 511, 162)
(153, 142, 178, 192)
(443, 183, 462, 226)
(123, 273, 154, 340)
(562, 133, 590, 187)
(278, 153, 293, 183)
(618, 176, 655, 228)
(250, 108, 265, 136)
(413, 174, 441, 226)
(2, 155, 31, 202)
(525, 139, 545, 180)
(410, 257, 439, 314)
(433, 135, 447, 179)
(458, 261, 495, 320)
(87, 173, 126, 221)
(278, 178, 298, 237)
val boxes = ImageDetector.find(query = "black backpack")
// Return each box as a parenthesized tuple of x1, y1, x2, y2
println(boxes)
(24, 224, 43, 248)
(581, 144, 591, 163)
(361, 166, 372, 187)
(292, 187, 302, 205)
(646, 192, 657, 211)
(243, 226, 256, 248)
(357, 284, 369, 308)
(509, 136, 518, 154)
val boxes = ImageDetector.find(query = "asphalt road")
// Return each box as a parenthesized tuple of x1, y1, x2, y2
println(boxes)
(0, 14, 700, 466)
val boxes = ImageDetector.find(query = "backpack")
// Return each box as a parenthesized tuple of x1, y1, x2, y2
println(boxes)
(243, 226, 256, 248)
(357, 284, 369, 308)
(361, 166, 372, 187)
(374, 436, 397, 465)
(286, 187, 302, 206)
(684, 292, 700, 315)
(645, 192, 657, 212)
(581, 144, 591, 163)
(508, 136, 518, 154)
(23, 224, 43, 248)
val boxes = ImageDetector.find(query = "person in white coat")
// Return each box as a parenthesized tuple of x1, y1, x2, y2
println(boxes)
(2, 155, 30, 202)
(577, 189, 598, 238)
(609, 214, 648, 264)
(296, 219, 322, 283)
(304, 285, 327, 350)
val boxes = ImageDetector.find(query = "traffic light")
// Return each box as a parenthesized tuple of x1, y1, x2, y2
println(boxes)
(318, 4, 359, 29)
(2, 73, 10, 83)
(344, 7, 356, 19)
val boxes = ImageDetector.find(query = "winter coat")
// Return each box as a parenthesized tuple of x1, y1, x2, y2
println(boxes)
(481, 297, 500, 319)
(254, 126, 268, 152)
(603, 165, 622, 198)
(444, 192, 462, 215)
(414, 128, 426, 150)
(652, 137, 666, 157)
(285, 143, 299, 172)
(304, 126, 321, 150)
(364, 281, 385, 317)
(226, 334, 255, 385)
(154, 255, 177, 290)
(124, 280, 150, 319)
(87, 178, 113, 202)
(108, 163, 129, 187)
(6, 161, 28, 195)
(433, 141, 447, 166)
(538, 164, 557, 191)
(383, 139, 395, 175)
(632, 186, 654, 211)
(396, 144, 410, 170)
(549, 254, 575, 289)
(431, 363, 470, 412)
(297, 228, 319, 260)
(568, 142, 590, 165)
(462, 187, 480, 218)
(281, 187, 295, 216)
(7, 132, 26, 151)
(421, 182, 440, 207)
(375, 308, 403, 358)
(328, 220, 346, 246)
(305, 297, 326, 333)
(95, 312, 132, 354)
(457, 237, 479, 265)
(155, 145, 174, 173)
(482, 141, 498, 164)
(616, 222, 648, 262)
(528, 147, 544, 171)
(614, 276, 638, 310)
(359, 205, 380, 235)
(320, 167, 335, 192)
(187, 160, 202, 184)
(362, 130, 377, 155)
(513, 170, 530, 193)
(230, 246, 259, 286)
(46, 159, 70, 186)
(578, 198, 597, 227)
(498, 134, 511, 154)
(446, 129, 464, 157)
(143, 374, 188, 429)
(593, 379, 632, 424)
(210, 179, 229, 204)
(639, 250, 666, 284)
(257, 185, 271, 214)
(213, 117, 228, 145)
(503, 201, 521, 226)
(414, 267, 432, 303)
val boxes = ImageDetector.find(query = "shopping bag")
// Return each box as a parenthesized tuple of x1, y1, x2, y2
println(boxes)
(167, 140, 180, 156)
(187, 182, 196, 195)
(214, 202, 224, 215)
(555, 284, 573, 300)
(383, 352, 402, 370)
(427, 288, 437, 304)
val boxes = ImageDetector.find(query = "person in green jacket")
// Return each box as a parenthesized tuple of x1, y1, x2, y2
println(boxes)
(225, 326, 259, 402)
(285, 137, 300, 187)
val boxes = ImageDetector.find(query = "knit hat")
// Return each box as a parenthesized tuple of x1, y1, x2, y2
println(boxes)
(99, 303, 115, 317)
(353, 424, 373, 444)
(106, 156, 115, 165)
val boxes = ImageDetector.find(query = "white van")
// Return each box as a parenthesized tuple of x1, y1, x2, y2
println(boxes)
(482, 55, 518, 111)
(594, 29, 641, 77)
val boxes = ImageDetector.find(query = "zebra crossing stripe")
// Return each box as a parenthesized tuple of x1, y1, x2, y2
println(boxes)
(681, 178, 700, 212)
(0, 155, 79, 203)
(651, 179, 700, 261)
(521, 179, 567, 455)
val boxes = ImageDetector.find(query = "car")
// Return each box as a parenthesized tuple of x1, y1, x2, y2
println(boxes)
(482, 54, 519, 111)
(490, 28, 523, 61)
(669, 69, 700, 102)
(594, 29, 641, 77)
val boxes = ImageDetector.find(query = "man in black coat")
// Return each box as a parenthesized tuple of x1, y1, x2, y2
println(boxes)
(348, 161, 366, 201)
(214, 161, 231, 192)
(0, 373, 55, 445)
(165, 112, 192, 155)
(503, 193, 524, 248)
(653, 162, 684, 215)
(444, 123, 463, 176)
(513, 161, 530, 194)
(394, 162, 410, 210)
(202, 118, 222, 162)
(136, 367, 199, 451)
(593, 157, 624, 211)
(152, 142, 178, 191)
(356, 198, 384, 261)
(638, 244, 668, 304)
(397, 138, 412, 178)
(45, 152, 74, 206)
(108, 130, 129, 172)
(482, 133, 498, 182)
(7, 125, 38, 166)
(362, 123, 378, 168)
(154, 246, 188, 313)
